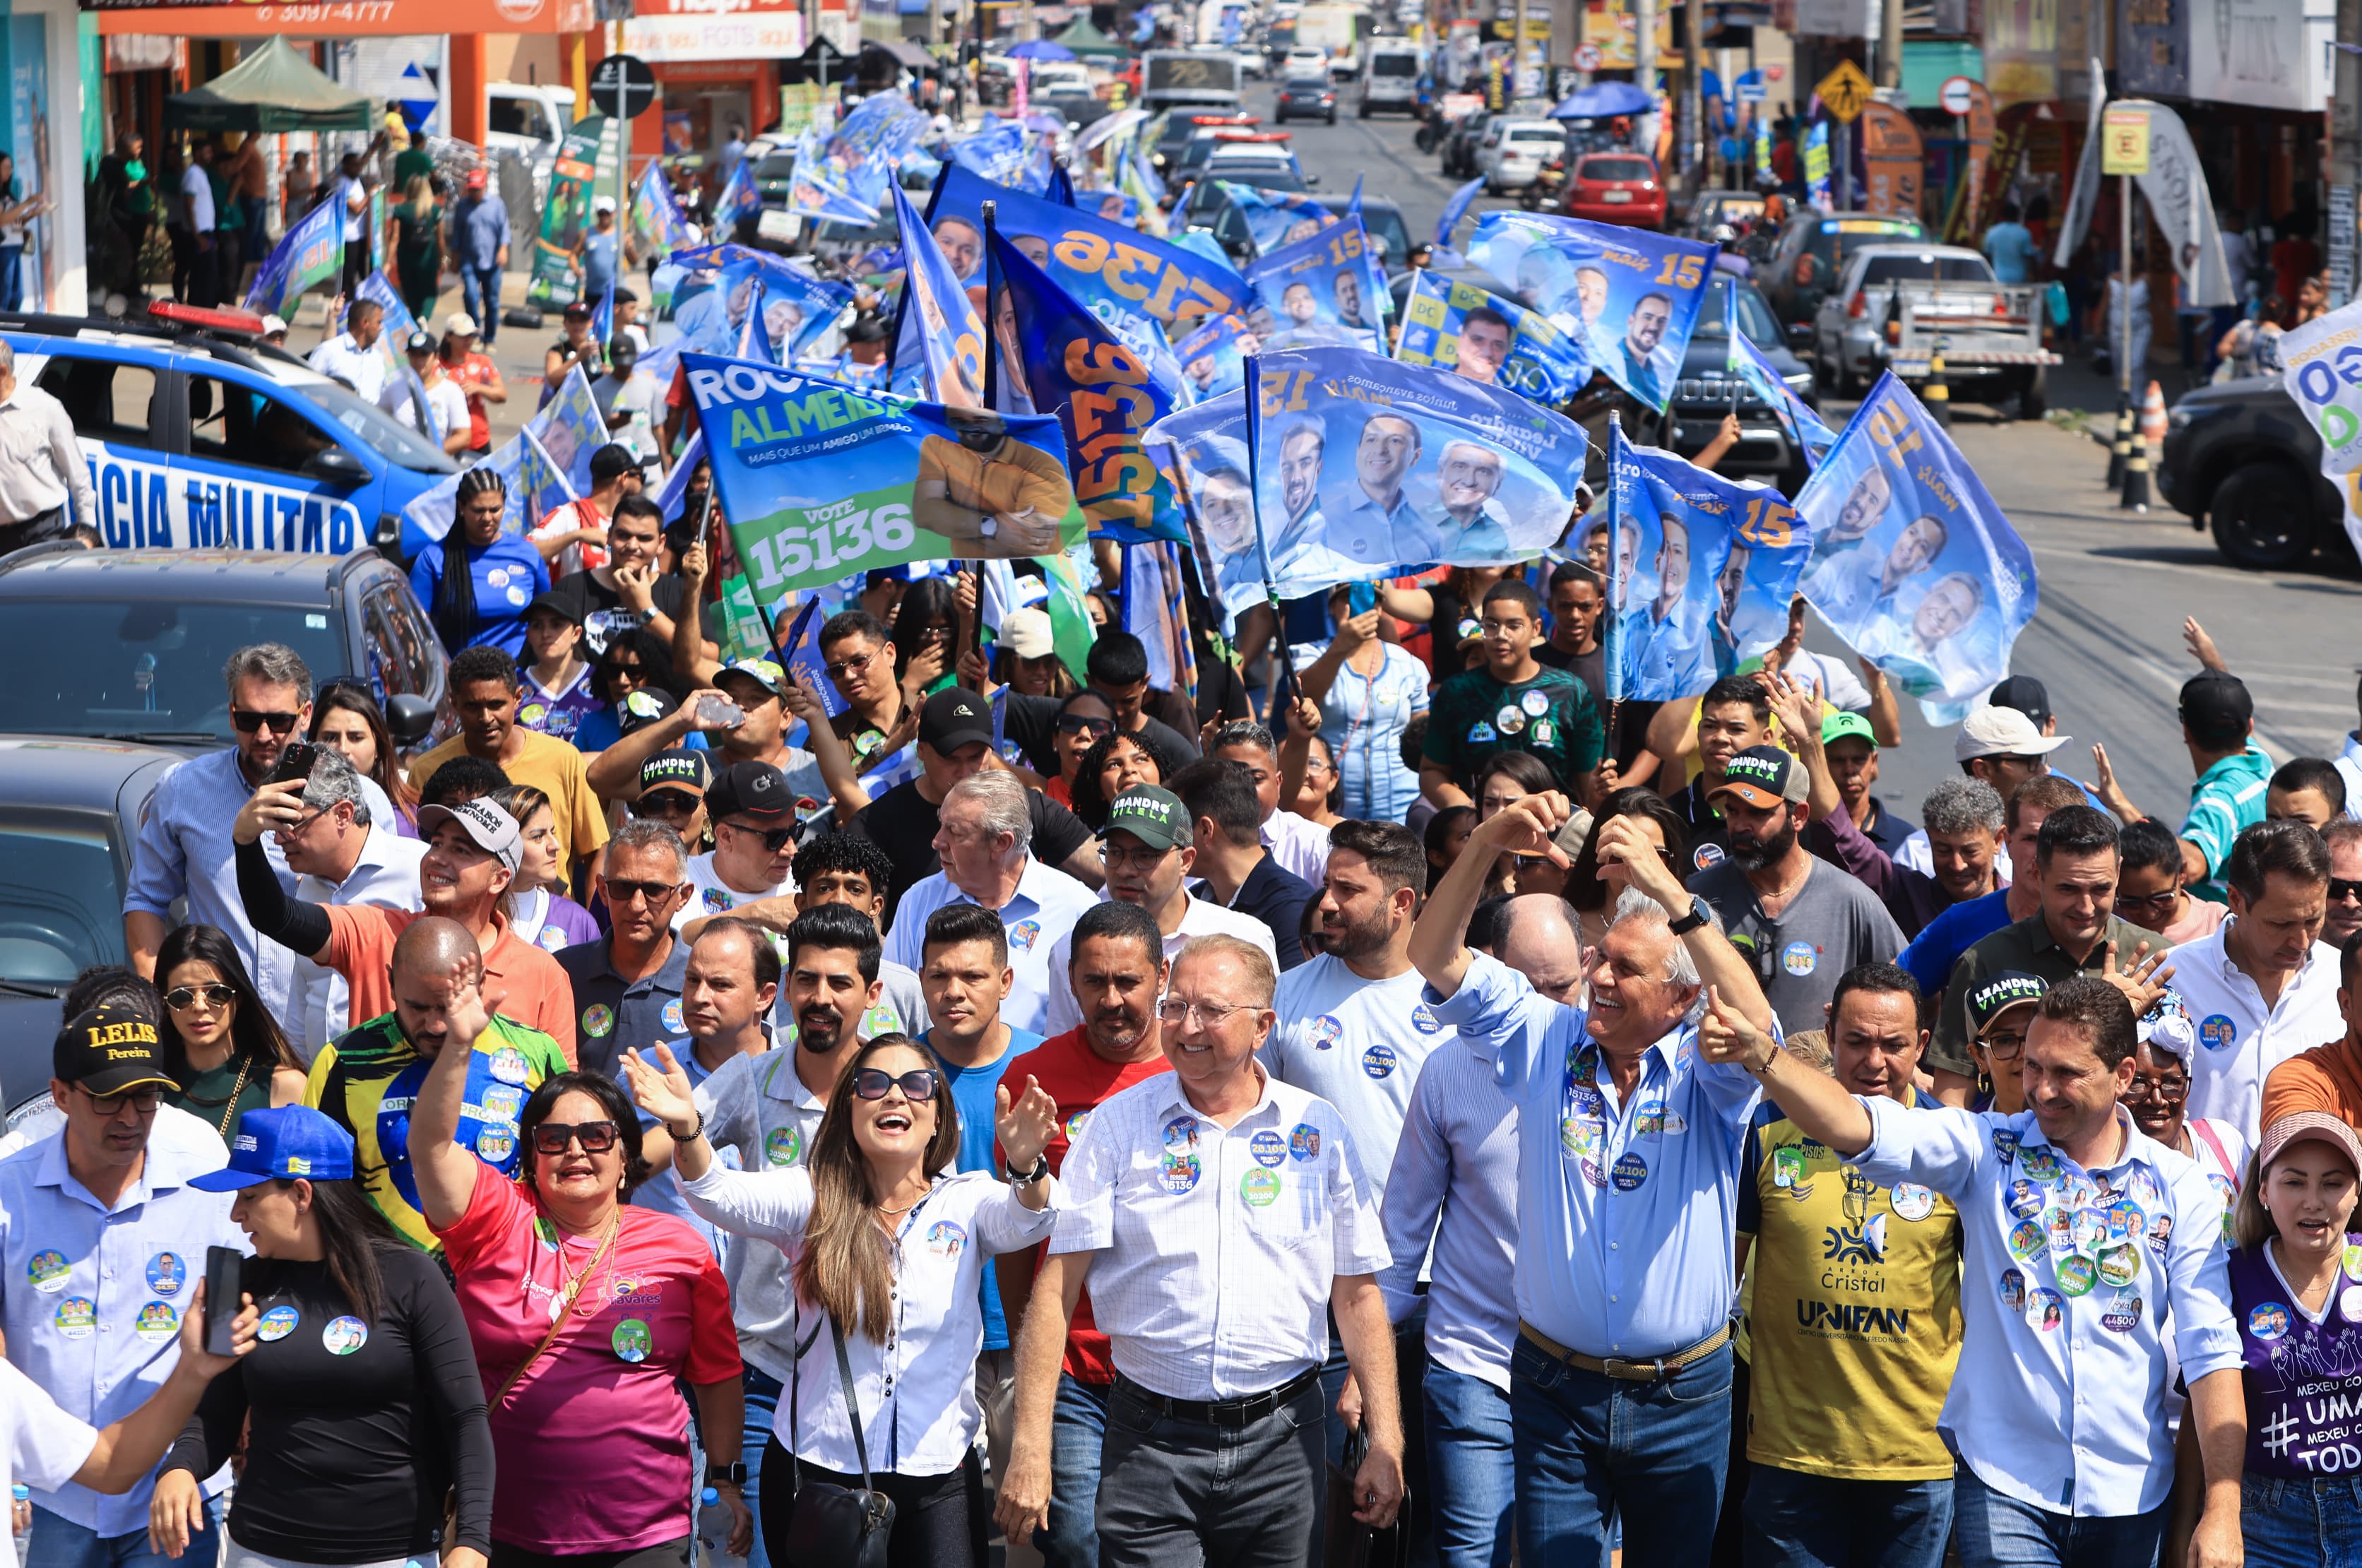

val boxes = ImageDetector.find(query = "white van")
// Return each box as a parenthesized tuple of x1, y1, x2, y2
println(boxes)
(1360, 43, 1421, 116)
(486, 83, 576, 189)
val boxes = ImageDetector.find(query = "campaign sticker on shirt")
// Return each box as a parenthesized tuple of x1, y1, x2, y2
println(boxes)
(1163, 1115, 1201, 1153)
(483, 1084, 526, 1122)
(661, 999, 687, 1035)
(489, 1046, 530, 1086)
(28, 1250, 70, 1293)
(52, 1297, 95, 1338)
(2045, 1208, 2075, 1259)
(2027, 1288, 2065, 1332)
(2343, 1285, 2362, 1321)
(322, 1315, 369, 1355)
(2249, 1302, 2293, 1342)
(1560, 1116, 1600, 1158)
(701, 886, 734, 913)
(2018, 1147, 2060, 1184)
(2147, 1213, 2176, 1260)
(1692, 842, 1726, 872)
(1158, 1156, 1201, 1194)
(766, 1125, 803, 1166)
(1467, 721, 1497, 744)
(1494, 706, 1526, 737)
(1363, 1043, 1398, 1079)
(2104, 1201, 2145, 1249)
(1578, 1154, 1609, 1187)
(1064, 1110, 1091, 1144)
(1890, 1184, 1935, 1223)
(1521, 688, 1552, 718)
(611, 1318, 652, 1362)
(1250, 1130, 1288, 1168)
(2197, 1014, 2237, 1052)
(141, 1252, 186, 1297)
(477, 1127, 517, 1163)
(133, 1301, 179, 1343)
(1311, 1015, 1344, 1051)
(1779, 942, 1817, 978)
(487, 566, 510, 587)
(580, 1003, 617, 1039)
(1999, 1269, 2026, 1313)
(2070, 1207, 2108, 1256)
(1772, 1144, 1807, 1189)
(1993, 1129, 2020, 1165)
(1240, 1168, 1283, 1208)
(1009, 919, 1043, 951)
(2055, 1254, 2099, 1297)
(1610, 1152, 1648, 1192)
(1531, 719, 1555, 746)
(2006, 1180, 2045, 1220)
(1633, 1102, 1686, 1138)
(520, 702, 550, 727)
(1570, 1082, 1606, 1119)
(2006, 1220, 2045, 1261)
(925, 1221, 967, 1257)
(506, 586, 530, 607)
(1289, 1123, 1322, 1161)
(2101, 1293, 2143, 1334)
(2097, 1245, 2142, 1290)
(259, 1305, 299, 1342)
(1411, 1004, 1443, 1035)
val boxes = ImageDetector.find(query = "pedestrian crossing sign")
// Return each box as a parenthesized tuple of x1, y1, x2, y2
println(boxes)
(1815, 61, 1874, 124)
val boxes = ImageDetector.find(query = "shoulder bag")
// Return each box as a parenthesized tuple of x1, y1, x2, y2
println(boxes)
(775, 1305, 895, 1568)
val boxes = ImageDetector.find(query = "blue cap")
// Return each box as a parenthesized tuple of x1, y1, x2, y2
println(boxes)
(189, 1105, 357, 1191)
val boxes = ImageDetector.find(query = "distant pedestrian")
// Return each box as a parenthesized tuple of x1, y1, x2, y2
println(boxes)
(448, 168, 509, 348)
(0, 338, 95, 555)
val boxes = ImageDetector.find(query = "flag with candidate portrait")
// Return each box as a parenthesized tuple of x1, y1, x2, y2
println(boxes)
(1795, 372, 2036, 722)
(890, 180, 987, 407)
(1394, 271, 1588, 405)
(1172, 313, 1260, 400)
(1220, 182, 1336, 256)
(716, 157, 762, 230)
(246, 194, 344, 317)
(632, 160, 696, 256)
(1244, 218, 1386, 352)
(667, 244, 854, 365)
(399, 365, 604, 552)
(1144, 346, 1592, 616)
(643, 250, 776, 381)
(1466, 213, 1721, 412)
(1724, 288, 1838, 472)
(951, 117, 1031, 186)
(1075, 188, 1141, 226)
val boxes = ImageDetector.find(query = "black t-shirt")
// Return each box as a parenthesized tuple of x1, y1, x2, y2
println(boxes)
(545, 570, 716, 658)
(1000, 699, 1200, 780)
(847, 779, 1094, 924)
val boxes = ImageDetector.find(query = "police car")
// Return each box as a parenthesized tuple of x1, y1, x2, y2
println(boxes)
(4, 303, 460, 557)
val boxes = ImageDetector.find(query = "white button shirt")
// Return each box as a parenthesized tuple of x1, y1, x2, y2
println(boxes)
(1377, 1036, 1519, 1391)
(1262, 956, 1457, 1209)
(1049, 1067, 1390, 1401)
(290, 823, 426, 1056)
(1262, 809, 1333, 889)
(883, 857, 1098, 1035)
(694, 1047, 830, 1384)
(1041, 892, 1277, 1038)
(0, 379, 94, 528)
(307, 333, 388, 405)
(2169, 919, 2346, 1146)
(2334, 732, 2362, 815)
(680, 1165, 1055, 1475)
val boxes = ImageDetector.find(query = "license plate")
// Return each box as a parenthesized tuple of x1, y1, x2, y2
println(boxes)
(1601, 189, 1633, 203)
(757, 209, 800, 242)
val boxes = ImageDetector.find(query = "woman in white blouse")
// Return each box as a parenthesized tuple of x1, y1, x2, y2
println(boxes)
(626, 1033, 1059, 1568)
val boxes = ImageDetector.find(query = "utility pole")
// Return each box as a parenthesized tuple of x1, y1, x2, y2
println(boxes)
(1634, 0, 1656, 145)
(1514, 0, 1529, 97)
(1685, 0, 1703, 185)
(2331, 0, 2361, 308)
(1876, 0, 1901, 90)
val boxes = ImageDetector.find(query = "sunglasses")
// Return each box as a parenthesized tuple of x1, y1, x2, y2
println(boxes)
(2332, 877, 2362, 905)
(723, 821, 796, 853)
(530, 1119, 621, 1156)
(164, 983, 238, 1012)
(604, 877, 683, 906)
(231, 709, 304, 735)
(853, 1067, 939, 1102)
(631, 789, 702, 818)
(1057, 714, 1115, 737)
(2113, 888, 2179, 913)
(824, 649, 879, 683)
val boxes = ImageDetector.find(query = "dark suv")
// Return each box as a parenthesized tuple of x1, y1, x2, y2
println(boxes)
(1755, 210, 1929, 328)
(2157, 376, 2346, 571)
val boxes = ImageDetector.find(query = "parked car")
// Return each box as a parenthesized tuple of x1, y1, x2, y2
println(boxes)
(1562, 151, 1665, 227)
(1439, 109, 1494, 177)
(1476, 117, 1566, 192)
(1755, 210, 1929, 328)
(2159, 376, 2347, 570)
(1810, 244, 2054, 412)
(1276, 76, 1339, 123)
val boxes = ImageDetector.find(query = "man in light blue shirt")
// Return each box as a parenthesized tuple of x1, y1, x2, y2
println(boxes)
(1982, 203, 2041, 285)
(1698, 972, 2247, 1568)
(1406, 792, 1778, 1564)
(0, 1004, 247, 1568)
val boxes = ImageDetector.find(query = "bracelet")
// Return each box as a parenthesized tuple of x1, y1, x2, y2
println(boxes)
(1005, 1153, 1050, 1186)
(671, 1112, 704, 1145)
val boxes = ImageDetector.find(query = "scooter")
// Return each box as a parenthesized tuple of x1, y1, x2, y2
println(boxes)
(1520, 154, 1566, 210)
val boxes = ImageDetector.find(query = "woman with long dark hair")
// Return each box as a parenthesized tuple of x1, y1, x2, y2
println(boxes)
(410, 468, 550, 660)
(1562, 787, 1690, 955)
(890, 575, 961, 702)
(569, 629, 689, 754)
(155, 924, 307, 1138)
(309, 681, 420, 838)
(150, 1105, 494, 1568)
(1040, 690, 1113, 809)
(625, 1034, 1060, 1568)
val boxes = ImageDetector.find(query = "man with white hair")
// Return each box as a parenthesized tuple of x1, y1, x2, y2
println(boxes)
(884, 770, 1096, 1033)
(269, 747, 427, 1051)
(0, 337, 95, 554)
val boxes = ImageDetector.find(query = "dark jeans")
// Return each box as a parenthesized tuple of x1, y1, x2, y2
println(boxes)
(1950, 1462, 2165, 1568)
(342, 236, 371, 294)
(1037, 1372, 1110, 1568)
(740, 1365, 783, 1568)
(1742, 1464, 1954, 1568)
(461, 264, 502, 343)
(489, 1536, 694, 1568)
(2242, 1471, 2362, 1568)
(756, 1436, 982, 1568)
(1098, 1373, 1326, 1568)
(1509, 1332, 1734, 1567)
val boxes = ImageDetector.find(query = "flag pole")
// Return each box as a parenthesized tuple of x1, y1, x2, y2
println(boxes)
(1602, 409, 1625, 761)
(966, 200, 1000, 684)
(1239, 352, 1304, 717)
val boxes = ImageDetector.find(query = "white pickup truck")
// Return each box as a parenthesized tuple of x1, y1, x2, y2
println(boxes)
(1812, 243, 2060, 417)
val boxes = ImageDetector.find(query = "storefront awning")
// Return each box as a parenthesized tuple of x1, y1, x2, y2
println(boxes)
(94, 0, 595, 38)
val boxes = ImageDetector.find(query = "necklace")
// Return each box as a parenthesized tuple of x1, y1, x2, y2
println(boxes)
(538, 1209, 622, 1324)
(198, 1051, 256, 1139)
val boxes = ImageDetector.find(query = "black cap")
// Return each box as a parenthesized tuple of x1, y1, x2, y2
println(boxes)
(590, 444, 641, 485)
(54, 1004, 177, 1096)
(404, 329, 435, 355)
(526, 590, 583, 626)
(616, 686, 679, 736)
(1710, 745, 1807, 809)
(1967, 970, 2046, 1035)
(708, 760, 794, 822)
(1986, 674, 2051, 731)
(2180, 672, 2253, 735)
(919, 687, 995, 755)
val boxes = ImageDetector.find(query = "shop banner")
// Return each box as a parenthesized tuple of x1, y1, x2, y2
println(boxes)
(528, 114, 615, 308)
(1466, 212, 1721, 410)
(1394, 270, 1588, 403)
(1245, 217, 1384, 352)
(1858, 102, 1923, 220)
(2056, 97, 2235, 309)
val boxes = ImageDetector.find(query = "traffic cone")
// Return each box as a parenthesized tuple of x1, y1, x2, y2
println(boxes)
(2140, 380, 2168, 445)
(2106, 394, 2132, 488)
(1925, 336, 1952, 428)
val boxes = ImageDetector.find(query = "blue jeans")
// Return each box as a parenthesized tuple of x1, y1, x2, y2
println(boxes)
(28, 1499, 220, 1568)
(1951, 1463, 2165, 1568)
(740, 1365, 782, 1568)
(460, 266, 502, 343)
(1742, 1463, 1954, 1568)
(1509, 1332, 1733, 1567)
(0, 245, 23, 313)
(1038, 1373, 1109, 1568)
(1425, 1362, 1514, 1568)
(2242, 1472, 2362, 1568)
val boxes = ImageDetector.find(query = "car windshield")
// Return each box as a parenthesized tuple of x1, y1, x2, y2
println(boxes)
(755, 153, 796, 179)
(1686, 281, 1785, 350)
(1372, 56, 1418, 75)
(0, 808, 125, 987)
(1507, 128, 1562, 145)
(296, 378, 457, 473)
(0, 600, 347, 744)
(1211, 162, 1304, 187)
(1861, 254, 1994, 285)
(1583, 158, 1654, 181)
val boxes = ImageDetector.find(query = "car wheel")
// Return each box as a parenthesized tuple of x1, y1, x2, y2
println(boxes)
(1358, 102, 1370, 118)
(1329, 110, 1339, 124)
(2209, 463, 2318, 570)
(2014, 367, 2048, 420)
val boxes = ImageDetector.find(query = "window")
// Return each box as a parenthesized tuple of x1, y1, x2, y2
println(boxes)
(1509, 129, 1564, 145)
(1581, 158, 1656, 181)
(0, 600, 343, 742)
(0, 810, 127, 986)
(1372, 56, 1418, 76)
(488, 97, 552, 142)
(186, 374, 341, 479)
(35, 357, 160, 451)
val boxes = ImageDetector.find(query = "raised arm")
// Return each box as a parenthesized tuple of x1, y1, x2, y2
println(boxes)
(234, 799, 334, 959)
(408, 970, 502, 1230)
(1697, 985, 1874, 1155)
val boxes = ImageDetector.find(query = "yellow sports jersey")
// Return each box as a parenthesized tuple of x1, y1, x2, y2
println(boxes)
(1737, 1103, 1963, 1479)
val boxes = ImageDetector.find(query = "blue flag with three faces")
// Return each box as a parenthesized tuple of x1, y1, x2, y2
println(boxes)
(1245, 217, 1387, 352)
(672, 246, 857, 364)
(1796, 372, 2037, 722)
(1467, 213, 1721, 411)
(1144, 345, 1593, 615)
(1172, 313, 1261, 400)
(891, 179, 988, 406)
(1393, 271, 1588, 404)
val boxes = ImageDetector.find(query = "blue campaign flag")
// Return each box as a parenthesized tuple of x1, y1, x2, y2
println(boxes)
(631, 160, 696, 257)
(350, 271, 422, 383)
(245, 195, 344, 317)
(1344, 177, 1392, 321)
(717, 157, 762, 228)
(1435, 175, 1486, 251)
(591, 278, 616, 354)
(1466, 213, 1722, 411)
(992, 230, 1187, 544)
(1795, 372, 2037, 723)
(1393, 271, 1588, 404)
(669, 247, 856, 365)
(889, 180, 987, 406)
(1806, 121, 1832, 208)
(1047, 160, 1079, 208)
(776, 597, 850, 718)
(1125, 148, 1168, 208)
(1220, 182, 1336, 256)
(950, 119, 1031, 186)
(1145, 345, 1593, 616)
(1245, 217, 1386, 352)
(1172, 313, 1261, 400)
(1723, 282, 1836, 471)
(655, 429, 706, 524)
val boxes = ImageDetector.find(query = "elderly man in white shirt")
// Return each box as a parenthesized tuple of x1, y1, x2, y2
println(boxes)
(307, 297, 388, 404)
(997, 933, 1406, 1568)
(271, 747, 426, 1053)
(884, 771, 1096, 1035)
(0, 338, 95, 554)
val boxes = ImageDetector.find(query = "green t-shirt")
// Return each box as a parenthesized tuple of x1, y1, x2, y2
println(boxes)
(1423, 663, 1604, 792)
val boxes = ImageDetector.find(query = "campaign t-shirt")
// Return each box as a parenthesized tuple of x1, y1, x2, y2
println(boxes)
(1423, 665, 1604, 793)
(1260, 958, 1456, 1209)
(1687, 857, 1906, 1038)
(672, 850, 795, 949)
(927, 1026, 1045, 1353)
(848, 779, 1097, 925)
(543, 569, 714, 658)
(408, 537, 550, 660)
(2229, 1236, 2362, 1478)
(517, 664, 602, 745)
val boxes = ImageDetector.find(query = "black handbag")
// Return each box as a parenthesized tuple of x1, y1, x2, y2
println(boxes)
(776, 1310, 896, 1568)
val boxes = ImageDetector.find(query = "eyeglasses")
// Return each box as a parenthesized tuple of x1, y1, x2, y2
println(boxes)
(530, 1119, 621, 1156)
(273, 808, 328, 840)
(164, 983, 238, 1012)
(77, 1085, 162, 1115)
(2112, 888, 2179, 914)
(824, 649, 879, 683)
(853, 1067, 939, 1101)
(1303, 758, 1334, 776)
(1156, 997, 1259, 1028)
(604, 877, 684, 906)
(632, 789, 701, 819)
(1057, 714, 1115, 738)
(231, 709, 304, 735)
(723, 821, 796, 853)
(2332, 877, 2362, 905)
(1981, 1030, 2028, 1062)
(2122, 1075, 2188, 1102)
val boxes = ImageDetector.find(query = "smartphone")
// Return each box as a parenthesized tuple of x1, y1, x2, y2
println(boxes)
(202, 1247, 243, 1355)
(262, 741, 318, 788)
(1347, 581, 1377, 616)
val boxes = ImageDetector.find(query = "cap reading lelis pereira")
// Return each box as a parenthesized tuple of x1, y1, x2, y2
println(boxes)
(53, 1003, 178, 1096)
(1105, 785, 1190, 851)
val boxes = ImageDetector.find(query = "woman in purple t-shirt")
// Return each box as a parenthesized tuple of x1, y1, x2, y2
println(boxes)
(2215, 1110, 2362, 1566)
(493, 783, 604, 954)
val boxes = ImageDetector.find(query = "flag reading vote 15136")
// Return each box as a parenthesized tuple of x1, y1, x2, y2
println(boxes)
(2276, 300, 2362, 559)
(1466, 212, 1720, 410)
(1245, 216, 1386, 352)
(685, 352, 1088, 610)
(1394, 271, 1589, 403)
(1145, 345, 1591, 614)
(1796, 371, 2036, 722)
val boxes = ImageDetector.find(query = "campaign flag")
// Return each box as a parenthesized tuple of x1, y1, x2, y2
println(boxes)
(1172, 313, 1261, 400)
(1076, 189, 1141, 226)
(1753, 118, 1773, 183)
(1122, 539, 1199, 700)
(1436, 176, 1486, 251)
(1144, 345, 1593, 615)
(1047, 160, 1079, 208)
(1245, 217, 1387, 352)
(890, 181, 987, 406)
(1124, 148, 1168, 208)
(668, 244, 855, 363)
(1466, 213, 1721, 411)
(632, 160, 696, 256)
(776, 598, 850, 718)
(1795, 372, 2036, 722)
(2277, 302, 2362, 560)
(1393, 271, 1588, 404)
(716, 157, 762, 230)
(682, 352, 1087, 619)
(350, 271, 422, 383)
(1805, 121, 1832, 208)
(787, 125, 882, 225)
(1220, 182, 1336, 256)
(244, 195, 343, 316)
(591, 278, 617, 355)
(951, 118, 1031, 186)
(655, 429, 706, 523)
(369, 186, 386, 275)
(1723, 283, 1837, 470)
(528, 116, 618, 307)
(400, 364, 605, 551)
(991, 230, 1187, 544)
(1343, 178, 1392, 320)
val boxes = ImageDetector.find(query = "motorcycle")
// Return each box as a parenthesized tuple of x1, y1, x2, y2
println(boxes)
(1416, 118, 1443, 155)
(1520, 154, 1566, 211)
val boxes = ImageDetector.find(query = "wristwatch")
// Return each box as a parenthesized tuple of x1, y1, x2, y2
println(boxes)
(706, 1462, 747, 1487)
(1005, 1153, 1050, 1186)
(1666, 895, 1712, 937)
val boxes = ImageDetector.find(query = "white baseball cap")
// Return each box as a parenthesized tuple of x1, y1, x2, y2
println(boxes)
(593, 195, 617, 214)
(1002, 607, 1055, 660)
(1953, 704, 2070, 763)
(259, 314, 288, 336)
(444, 311, 478, 337)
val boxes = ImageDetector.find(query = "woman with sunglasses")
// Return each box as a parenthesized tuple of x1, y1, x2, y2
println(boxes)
(1040, 691, 1113, 809)
(890, 576, 963, 705)
(624, 1033, 1061, 1568)
(412, 468, 550, 660)
(492, 784, 603, 954)
(156, 924, 307, 1138)
(572, 629, 689, 755)
(151, 1105, 494, 1568)
(410, 969, 749, 1568)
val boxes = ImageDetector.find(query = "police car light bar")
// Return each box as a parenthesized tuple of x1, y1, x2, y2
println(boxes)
(148, 302, 269, 338)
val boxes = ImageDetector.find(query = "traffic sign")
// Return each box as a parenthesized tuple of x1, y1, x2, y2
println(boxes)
(1574, 42, 1601, 71)
(2101, 107, 2150, 176)
(1737, 73, 1765, 103)
(1815, 59, 1873, 124)
(590, 53, 658, 121)
(1939, 75, 1974, 116)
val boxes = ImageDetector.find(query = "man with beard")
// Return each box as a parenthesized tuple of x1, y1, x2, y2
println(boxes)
(1619, 291, 1673, 406)
(1802, 512, 1947, 629)
(1808, 464, 1894, 562)
(1264, 421, 1363, 587)
(1333, 268, 1370, 331)
(1326, 411, 1432, 567)
(915, 405, 1074, 552)
(1685, 745, 1904, 1035)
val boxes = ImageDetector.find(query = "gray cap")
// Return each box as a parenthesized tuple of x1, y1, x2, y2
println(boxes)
(416, 797, 523, 874)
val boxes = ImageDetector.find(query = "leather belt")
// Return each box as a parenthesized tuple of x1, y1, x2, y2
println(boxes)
(1518, 1320, 1732, 1383)
(1111, 1367, 1322, 1428)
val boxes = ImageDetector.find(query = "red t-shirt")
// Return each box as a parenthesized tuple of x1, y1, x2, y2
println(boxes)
(435, 1172, 740, 1552)
(446, 352, 500, 451)
(996, 1027, 1173, 1384)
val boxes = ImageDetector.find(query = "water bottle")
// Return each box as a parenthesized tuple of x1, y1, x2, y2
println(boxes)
(695, 1487, 744, 1568)
(12, 1483, 30, 1562)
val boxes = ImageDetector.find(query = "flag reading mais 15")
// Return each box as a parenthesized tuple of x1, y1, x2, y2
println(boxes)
(685, 353, 1088, 605)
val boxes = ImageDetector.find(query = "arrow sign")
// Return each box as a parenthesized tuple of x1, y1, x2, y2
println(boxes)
(1815, 59, 1873, 124)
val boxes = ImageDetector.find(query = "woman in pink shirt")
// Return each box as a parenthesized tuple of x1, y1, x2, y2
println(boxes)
(2117, 818, 2229, 946)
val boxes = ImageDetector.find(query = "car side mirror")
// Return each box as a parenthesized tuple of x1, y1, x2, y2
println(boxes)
(1304, 172, 1321, 186)
(384, 692, 437, 747)
(306, 446, 370, 485)
(1786, 322, 1814, 350)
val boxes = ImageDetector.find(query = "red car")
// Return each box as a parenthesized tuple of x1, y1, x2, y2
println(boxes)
(1562, 152, 1666, 229)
